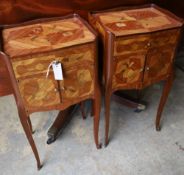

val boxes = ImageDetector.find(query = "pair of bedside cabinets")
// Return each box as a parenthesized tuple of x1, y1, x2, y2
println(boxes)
(0, 4, 183, 169)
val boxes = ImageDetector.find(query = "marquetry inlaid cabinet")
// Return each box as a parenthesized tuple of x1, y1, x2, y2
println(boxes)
(89, 4, 183, 145)
(0, 14, 101, 169)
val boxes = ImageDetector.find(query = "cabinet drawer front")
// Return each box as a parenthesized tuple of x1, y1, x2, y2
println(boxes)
(143, 45, 176, 86)
(12, 43, 95, 78)
(150, 29, 180, 48)
(112, 53, 145, 90)
(61, 64, 94, 100)
(18, 76, 60, 112)
(114, 34, 149, 56)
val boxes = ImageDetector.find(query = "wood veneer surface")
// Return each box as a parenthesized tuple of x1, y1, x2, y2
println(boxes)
(94, 7, 182, 36)
(0, 0, 183, 96)
(2, 16, 96, 113)
(3, 17, 95, 58)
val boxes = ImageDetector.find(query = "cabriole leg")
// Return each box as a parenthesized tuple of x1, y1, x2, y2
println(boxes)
(19, 113, 42, 170)
(155, 74, 174, 131)
(105, 89, 111, 146)
(27, 116, 34, 134)
(93, 85, 102, 149)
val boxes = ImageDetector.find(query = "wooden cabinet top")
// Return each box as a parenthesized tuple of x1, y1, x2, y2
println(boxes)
(2, 15, 95, 58)
(92, 5, 183, 36)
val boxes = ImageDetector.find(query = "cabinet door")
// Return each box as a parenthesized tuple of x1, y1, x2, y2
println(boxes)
(61, 64, 94, 104)
(18, 76, 60, 113)
(16, 64, 94, 113)
(143, 29, 180, 87)
(143, 45, 176, 87)
(112, 53, 145, 90)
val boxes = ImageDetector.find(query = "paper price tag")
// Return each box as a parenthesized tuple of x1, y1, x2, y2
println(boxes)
(52, 61, 63, 80)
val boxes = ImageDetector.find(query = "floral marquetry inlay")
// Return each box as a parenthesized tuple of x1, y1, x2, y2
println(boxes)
(3, 15, 97, 113)
(95, 7, 182, 36)
(3, 17, 95, 58)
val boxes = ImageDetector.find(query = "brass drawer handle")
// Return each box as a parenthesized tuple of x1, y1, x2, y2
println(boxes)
(54, 88, 59, 92)
(140, 68, 144, 72)
(147, 42, 151, 47)
(145, 42, 151, 48)
(146, 67, 150, 71)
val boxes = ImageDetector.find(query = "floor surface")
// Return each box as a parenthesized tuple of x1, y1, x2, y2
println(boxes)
(0, 69, 184, 175)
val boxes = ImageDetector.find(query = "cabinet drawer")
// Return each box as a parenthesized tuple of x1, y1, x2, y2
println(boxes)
(112, 53, 145, 90)
(61, 64, 94, 100)
(114, 34, 149, 56)
(12, 43, 94, 79)
(18, 76, 60, 112)
(150, 29, 180, 48)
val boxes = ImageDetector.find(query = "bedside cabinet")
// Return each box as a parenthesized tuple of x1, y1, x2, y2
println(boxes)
(0, 14, 101, 169)
(89, 4, 183, 145)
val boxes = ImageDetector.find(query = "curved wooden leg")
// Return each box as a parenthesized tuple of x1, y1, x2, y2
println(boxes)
(93, 86, 102, 149)
(19, 113, 42, 170)
(80, 102, 86, 119)
(27, 116, 34, 134)
(105, 89, 111, 146)
(155, 74, 174, 131)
